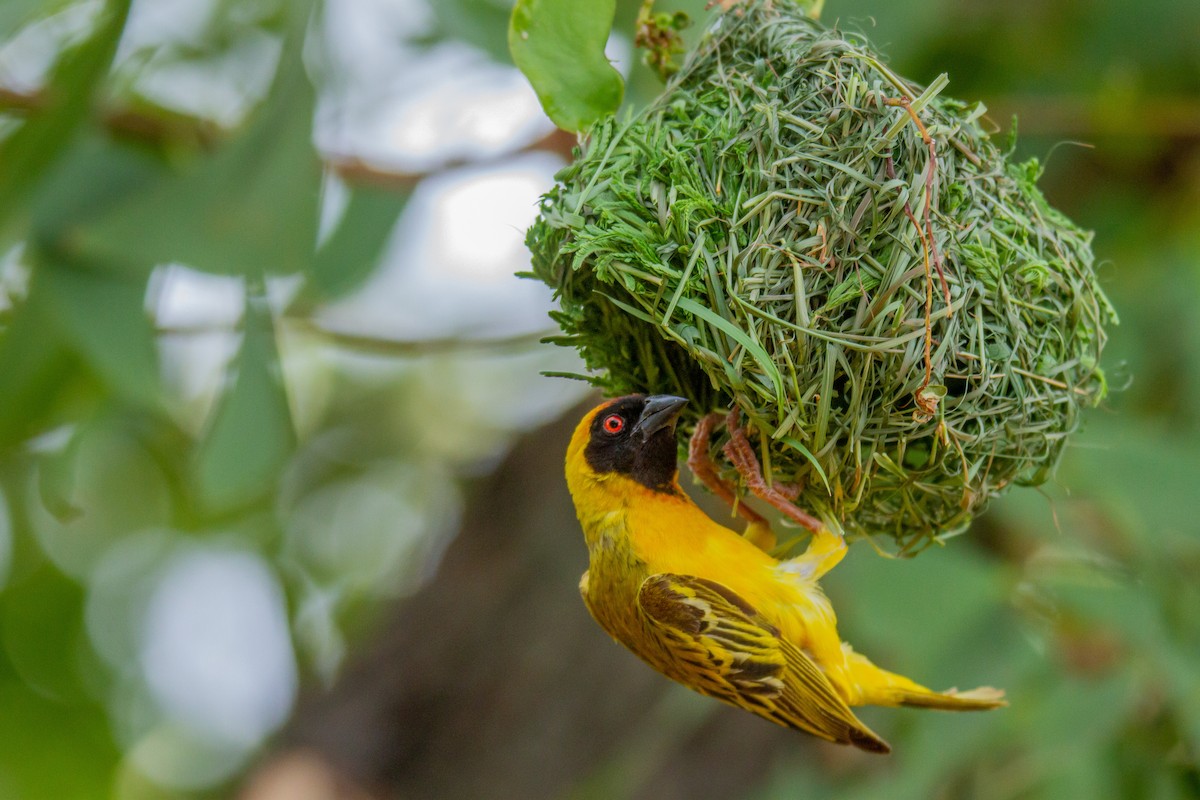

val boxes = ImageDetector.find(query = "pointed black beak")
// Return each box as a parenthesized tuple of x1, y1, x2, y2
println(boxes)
(634, 395, 688, 439)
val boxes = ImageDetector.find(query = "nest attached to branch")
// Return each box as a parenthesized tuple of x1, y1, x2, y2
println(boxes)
(528, 0, 1115, 552)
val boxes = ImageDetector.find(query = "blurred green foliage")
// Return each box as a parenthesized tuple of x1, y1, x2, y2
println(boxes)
(0, 0, 1197, 798)
(0, 1, 455, 796)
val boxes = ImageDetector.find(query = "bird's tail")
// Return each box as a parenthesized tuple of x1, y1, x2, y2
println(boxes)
(889, 685, 1007, 711)
(843, 646, 1007, 711)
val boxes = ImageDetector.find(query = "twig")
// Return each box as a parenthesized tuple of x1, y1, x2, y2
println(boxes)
(883, 96, 954, 421)
(159, 318, 556, 357)
(883, 96, 952, 313)
(0, 85, 576, 188)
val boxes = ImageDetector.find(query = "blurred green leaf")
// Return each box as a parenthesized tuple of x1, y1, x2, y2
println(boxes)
(426, 0, 517, 64)
(509, 0, 623, 131)
(27, 419, 173, 577)
(36, 426, 84, 523)
(1054, 581, 1164, 652)
(40, 257, 160, 409)
(0, 680, 118, 799)
(1024, 671, 1136, 756)
(65, 5, 322, 278)
(194, 291, 295, 513)
(0, 249, 158, 447)
(831, 543, 1004, 672)
(0, 564, 89, 700)
(29, 134, 164, 254)
(1161, 646, 1200, 748)
(0, 0, 51, 36)
(1059, 421, 1200, 543)
(309, 185, 410, 299)
(0, 0, 132, 227)
(1038, 751, 1112, 800)
(0, 281, 79, 448)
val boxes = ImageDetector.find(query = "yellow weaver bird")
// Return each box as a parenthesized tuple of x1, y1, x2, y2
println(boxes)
(566, 394, 1006, 753)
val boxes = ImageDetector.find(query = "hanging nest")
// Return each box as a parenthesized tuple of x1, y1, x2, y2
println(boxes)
(527, 0, 1115, 553)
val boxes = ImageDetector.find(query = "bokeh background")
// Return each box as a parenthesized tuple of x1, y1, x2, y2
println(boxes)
(0, 0, 1196, 798)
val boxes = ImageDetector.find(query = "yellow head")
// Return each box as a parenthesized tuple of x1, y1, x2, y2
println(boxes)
(565, 395, 689, 513)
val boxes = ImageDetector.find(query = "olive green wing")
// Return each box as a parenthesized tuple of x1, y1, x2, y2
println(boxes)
(637, 573, 890, 754)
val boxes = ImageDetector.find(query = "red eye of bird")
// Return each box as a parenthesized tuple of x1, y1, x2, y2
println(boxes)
(602, 414, 625, 434)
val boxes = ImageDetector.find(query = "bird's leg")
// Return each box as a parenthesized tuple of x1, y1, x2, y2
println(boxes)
(721, 408, 823, 533)
(687, 413, 775, 552)
(687, 413, 767, 525)
(722, 408, 845, 577)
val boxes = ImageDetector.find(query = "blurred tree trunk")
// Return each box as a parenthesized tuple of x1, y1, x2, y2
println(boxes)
(243, 404, 814, 800)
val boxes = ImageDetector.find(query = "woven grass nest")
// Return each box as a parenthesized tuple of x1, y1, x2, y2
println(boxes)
(528, 0, 1115, 552)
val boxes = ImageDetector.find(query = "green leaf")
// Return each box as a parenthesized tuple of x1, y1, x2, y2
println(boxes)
(0, 0, 132, 227)
(0, 264, 159, 452)
(0, 280, 79, 447)
(0, 248, 159, 447)
(27, 419, 173, 577)
(1, 565, 90, 701)
(308, 185, 411, 300)
(61, 3, 322, 278)
(29, 134, 164, 253)
(425, 0, 516, 64)
(0, 0, 52, 36)
(0, 672, 119, 800)
(39, 256, 161, 409)
(194, 290, 295, 513)
(509, 0, 624, 132)
(36, 423, 85, 523)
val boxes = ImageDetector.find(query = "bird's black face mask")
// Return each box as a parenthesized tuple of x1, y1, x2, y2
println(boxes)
(584, 395, 688, 494)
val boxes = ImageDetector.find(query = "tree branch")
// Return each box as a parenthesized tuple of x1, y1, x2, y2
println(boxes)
(157, 318, 559, 358)
(0, 86, 576, 188)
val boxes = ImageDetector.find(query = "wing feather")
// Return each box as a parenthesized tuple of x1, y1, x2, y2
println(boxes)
(637, 573, 890, 753)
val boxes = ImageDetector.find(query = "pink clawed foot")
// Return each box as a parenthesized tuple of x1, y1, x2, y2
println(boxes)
(721, 408, 824, 534)
(687, 413, 768, 527)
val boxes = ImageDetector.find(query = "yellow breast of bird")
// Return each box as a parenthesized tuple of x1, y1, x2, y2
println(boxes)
(577, 481, 830, 663)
